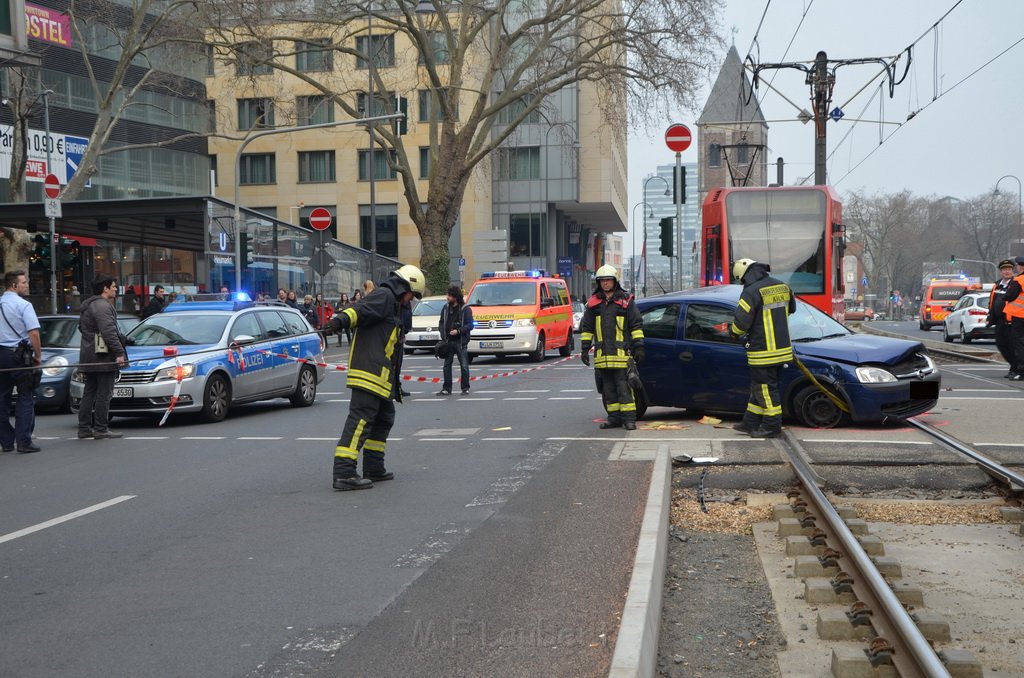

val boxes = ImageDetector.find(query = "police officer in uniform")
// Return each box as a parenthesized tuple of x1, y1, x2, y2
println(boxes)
(730, 258, 796, 438)
(328, 265, 425, 490)
(987, 259, 1017, 374)
(1001, 255, 1024, 381)
(579, 265, 644, 430)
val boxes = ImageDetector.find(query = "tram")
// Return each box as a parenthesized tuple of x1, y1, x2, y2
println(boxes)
(699, 185, 845, 320)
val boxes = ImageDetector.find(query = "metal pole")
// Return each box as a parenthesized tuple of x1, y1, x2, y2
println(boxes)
(674, 153, 682, 290)
(812, 50, 830, 186)
(368, 2, 377, 283)
(995, 175, 1022, 258)
(43, 90, 56, 313)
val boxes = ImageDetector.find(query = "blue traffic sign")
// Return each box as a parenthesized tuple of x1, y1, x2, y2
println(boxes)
(861, 276, 868, 287)
(829, 107, 844, 122)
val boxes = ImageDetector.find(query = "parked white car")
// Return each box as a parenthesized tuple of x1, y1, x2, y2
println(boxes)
(942, 293, 994, 344)
(404, 295, 448, 354)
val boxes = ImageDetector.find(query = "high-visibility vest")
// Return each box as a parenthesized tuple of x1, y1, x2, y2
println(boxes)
(1005, 273, 1024, 320)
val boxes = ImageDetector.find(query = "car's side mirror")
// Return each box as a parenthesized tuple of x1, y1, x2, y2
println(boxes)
(232, 334, 257, 346)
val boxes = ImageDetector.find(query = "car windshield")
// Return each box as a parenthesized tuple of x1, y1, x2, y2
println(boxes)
(414, 299, 447, 316)
(789, 299, 851, 341)
(40, 316, 139, 347)
(467, 282, 537, 306)
(572, 301, 585, 313)
(129, 313, 230, 346)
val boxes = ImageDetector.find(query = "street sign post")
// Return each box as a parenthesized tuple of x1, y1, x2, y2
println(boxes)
(43, 173, 62, 218)
(664, 124, 692, 153)
(43, 174, 61, 198)
(308, 208, 334, 295)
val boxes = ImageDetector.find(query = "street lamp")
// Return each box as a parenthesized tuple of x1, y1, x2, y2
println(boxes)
(994, 175, 1022, 258)
(39, 89, 56, 313)
(643, 174, 671, 289)
(631, 201, 653, 293)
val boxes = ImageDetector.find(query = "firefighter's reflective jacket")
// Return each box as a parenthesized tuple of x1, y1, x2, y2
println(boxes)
(336, 276, 407, 400)
(580, 286, 644, 369)
(730, 263, 796, 366)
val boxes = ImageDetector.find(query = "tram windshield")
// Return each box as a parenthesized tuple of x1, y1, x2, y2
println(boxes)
(725, 189, 827, 294)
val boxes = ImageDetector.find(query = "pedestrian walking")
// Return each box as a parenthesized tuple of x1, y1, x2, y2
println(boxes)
(335, 293, 352, 346)
(1001, 255, 1024, 381)
(579, 265, 644, 430)
(69, 285, 81, 311)
(77, 276, 128, 439)
(436, 285, 474, 396)
(0, 270, 42, 453)
(141, 285, 166, 319)
(988, 259, 1017, 375)
(730, 258, 796, 438)
(328, 265, 425, 490)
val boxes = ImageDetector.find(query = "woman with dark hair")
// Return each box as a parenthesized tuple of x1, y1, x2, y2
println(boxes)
(436, 284, 474, 396)
(335, 293, 352, 346)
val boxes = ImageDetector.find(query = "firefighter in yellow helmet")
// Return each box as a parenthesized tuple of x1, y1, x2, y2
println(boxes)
(328, 264, 424, 489)
(579, 265, 645, 430)
(730, 258, 795, 438)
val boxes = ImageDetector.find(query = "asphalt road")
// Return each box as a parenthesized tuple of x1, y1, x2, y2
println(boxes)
(0, 349, 649, 677)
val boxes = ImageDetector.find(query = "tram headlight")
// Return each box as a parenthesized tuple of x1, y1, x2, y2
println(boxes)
(855, 366, 897, 383)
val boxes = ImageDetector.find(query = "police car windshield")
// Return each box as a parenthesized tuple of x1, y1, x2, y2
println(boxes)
(788, 299, 850, 342)
(129, 314, 230, 346)
(467, 282, 537, 306)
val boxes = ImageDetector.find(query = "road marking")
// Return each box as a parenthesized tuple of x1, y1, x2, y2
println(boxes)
(126, 436, 169, 440)
(515, 389, 550, 393)
(296, 437, 336, 441)
(975, 442, 1024, 447)
(238, 436, 283, 440)
(0, 496, 136, 546)
(182, 436, 225, 440)
(475, 390, 506, 393)
(550, 397, 585, 400)
(939, 397, 1024, 401)
(560, 389, 592, 392)
(458, 397, 494, 401)
(505, 397, 537, 401)
(466, 442, 566, 507)
(802, 438, 932, 445)
(419, 438, 466, 442)
(327, 399, 350, 402)
(945, 389, 1017, 392)
(481, 437, 530, 441)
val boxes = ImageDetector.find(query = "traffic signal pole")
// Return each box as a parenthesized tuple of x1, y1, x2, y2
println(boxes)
(674, 152, 682, 290)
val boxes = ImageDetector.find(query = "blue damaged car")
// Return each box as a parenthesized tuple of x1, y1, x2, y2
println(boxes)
(70, 297, 325, 422)
(634, 286, 940, 427)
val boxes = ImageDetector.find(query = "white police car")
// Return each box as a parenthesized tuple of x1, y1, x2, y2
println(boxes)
(70, 295, 326, 422)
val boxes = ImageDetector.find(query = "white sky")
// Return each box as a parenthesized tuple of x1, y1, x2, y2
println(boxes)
(627, 0, 1024, 239)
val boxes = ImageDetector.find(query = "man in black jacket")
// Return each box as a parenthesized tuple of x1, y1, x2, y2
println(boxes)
(987, 259, 1017, 374)
(141, 285, 165, 319)
(328, 265, 425, 490)
(730, 258, 796, 438)
(579, 265, 644, 430)
(78, 276, 128, 440)
(436, 285, 473, 396)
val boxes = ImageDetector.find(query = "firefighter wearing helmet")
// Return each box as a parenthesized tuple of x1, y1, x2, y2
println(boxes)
(579, 265, 645, 430)
(730, 258, 796, 438)
(328, 264, 424, 490)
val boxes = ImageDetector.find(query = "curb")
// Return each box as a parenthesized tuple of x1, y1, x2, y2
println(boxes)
(608, 444, 672, 678)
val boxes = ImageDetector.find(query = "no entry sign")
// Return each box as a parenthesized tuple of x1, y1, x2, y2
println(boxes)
(309, 207, 332, 231)
(44, 174, 61, 199)
(664, 124, 692, 153)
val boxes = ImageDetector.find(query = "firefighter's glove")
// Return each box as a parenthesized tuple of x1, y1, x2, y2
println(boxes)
(632, 346, 645, 366)
(580, 344, 591, 366)
(330, 315, 349, 334)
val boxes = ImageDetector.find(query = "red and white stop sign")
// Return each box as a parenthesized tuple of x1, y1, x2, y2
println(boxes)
(664, 124, 692, 153)
(309, 207, 332, 231)
(44, 174, 61, 199)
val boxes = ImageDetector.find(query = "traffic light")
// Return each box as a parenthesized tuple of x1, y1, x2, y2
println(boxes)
(673, 166, 687, 205)
(949, 254, 956, 265)
(60, 239, 80, 268)
(240, 233, 254, 265)
(659, 217, 674, 257)
(396, 95, 408, 135)
(30, 234, 50, 271)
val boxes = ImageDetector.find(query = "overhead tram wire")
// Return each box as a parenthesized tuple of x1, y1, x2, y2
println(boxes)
(831, 31, 1024, 188)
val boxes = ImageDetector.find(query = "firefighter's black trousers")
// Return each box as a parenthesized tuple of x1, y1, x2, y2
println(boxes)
(334, 388, 396, 478)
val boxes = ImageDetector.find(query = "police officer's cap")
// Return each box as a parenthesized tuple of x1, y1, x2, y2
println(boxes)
(999, 259, 1015, 269)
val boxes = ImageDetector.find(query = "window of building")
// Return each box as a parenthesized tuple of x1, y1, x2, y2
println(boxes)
(358, 149, 398, 180)
(238, 98, 275, 130)
(418, 31, 450, 65)
(736, 140, 749, 165)
(205, 44, 216, 76)
(296, 95, 334, 126)
(359, 205, 399, 258)
(206, 99, 217, 133)
(209, 154, 218, 185)
(298, 150, 336, 183)
(495, 147, 540, 180)
(355, 34, 395, 69)
(236, 41, 274, 75)
(419, 147, 430, 179)
(418, 88, 458, 123)
(497, 93, 542, 124)
(295, 38, 332, 72)
(708, 143, 721, 168)
(509, 213, 546, 257)
(239, 153, 276, 184)
(356, 91, 396, 117)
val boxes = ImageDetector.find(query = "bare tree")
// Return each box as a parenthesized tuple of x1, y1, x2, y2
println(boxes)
(203, 0, 721, 292)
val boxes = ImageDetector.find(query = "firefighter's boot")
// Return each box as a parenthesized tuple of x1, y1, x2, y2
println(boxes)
(363, 450, 394, 482)
(333, 458, 373, 491)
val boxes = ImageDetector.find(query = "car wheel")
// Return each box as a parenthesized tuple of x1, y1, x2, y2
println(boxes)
(960, 325, 972, 344)
(559, 330, 574, 357)
(531, 332, 546, 362)
(289, 365, 317, 407)
(200, 374, 231, 423)
(919, 321, 927, 331)
(794, 384, 848, 429)
(633, 387, 648, 421)
(943, 324, 953, 342)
